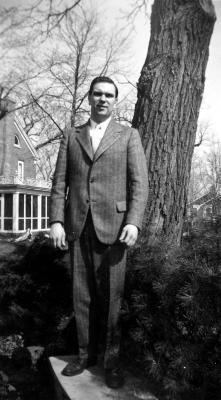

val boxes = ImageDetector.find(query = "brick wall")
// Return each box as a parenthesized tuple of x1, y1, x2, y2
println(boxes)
(0, 113, 36, 179)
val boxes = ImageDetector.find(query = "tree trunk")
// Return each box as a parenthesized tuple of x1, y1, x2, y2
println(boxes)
(133, 0, 216, 245)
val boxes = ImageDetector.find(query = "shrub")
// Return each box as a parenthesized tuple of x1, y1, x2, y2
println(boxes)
(0, 234, 74, 352)
(123, 219, 221, 399)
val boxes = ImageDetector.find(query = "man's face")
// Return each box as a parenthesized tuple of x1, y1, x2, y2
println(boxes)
(88, 82, 117, 122)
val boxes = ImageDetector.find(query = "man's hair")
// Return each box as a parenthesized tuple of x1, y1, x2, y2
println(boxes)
(89, 76, 118, 98)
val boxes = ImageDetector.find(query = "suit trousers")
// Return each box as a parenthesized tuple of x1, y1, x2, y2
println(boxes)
(69, 211, 127, 369)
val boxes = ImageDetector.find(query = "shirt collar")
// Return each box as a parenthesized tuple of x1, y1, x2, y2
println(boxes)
(89, 116, 112, 131)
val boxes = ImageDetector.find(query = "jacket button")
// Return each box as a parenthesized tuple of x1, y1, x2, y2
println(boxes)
(90, 177, 94, 183)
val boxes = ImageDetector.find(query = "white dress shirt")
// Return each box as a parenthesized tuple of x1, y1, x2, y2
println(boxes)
(89, 116, 112, 154)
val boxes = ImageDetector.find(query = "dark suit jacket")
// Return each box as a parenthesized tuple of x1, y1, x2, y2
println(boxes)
(50, 119, 148, 244)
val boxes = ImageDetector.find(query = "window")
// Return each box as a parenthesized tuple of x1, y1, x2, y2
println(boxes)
(0, 194, 13, 231)
(0, 193, 50, 232)
(4, 194, 13, 217)
(18, 194, 41, 231)
(33, 196, 38, 229)
(192, 208, 197, 217)
(206, 207, 212, 216)
(4, 193, 13, 231)
(14, 135, 21, 147)
(41, 196, 49, 229)
(17, 161, 24, 181)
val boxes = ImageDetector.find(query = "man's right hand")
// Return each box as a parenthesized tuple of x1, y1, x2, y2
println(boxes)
(49, 222, 66, 249)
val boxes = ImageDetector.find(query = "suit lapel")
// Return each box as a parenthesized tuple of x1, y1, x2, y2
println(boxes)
(94, 119, 123, 162)
(75, 122, 94, 161)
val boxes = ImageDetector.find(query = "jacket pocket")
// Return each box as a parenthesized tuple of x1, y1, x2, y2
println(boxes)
(116, 201, 127, 212)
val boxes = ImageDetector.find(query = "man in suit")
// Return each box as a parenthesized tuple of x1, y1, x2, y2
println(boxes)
(49, 76, 148, 388)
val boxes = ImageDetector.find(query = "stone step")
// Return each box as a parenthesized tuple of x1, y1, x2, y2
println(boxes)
(49, 355, 158, 400)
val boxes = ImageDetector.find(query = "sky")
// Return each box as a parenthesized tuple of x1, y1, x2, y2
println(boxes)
(199, 0, 221, 144)
(4, 0, 221, 147)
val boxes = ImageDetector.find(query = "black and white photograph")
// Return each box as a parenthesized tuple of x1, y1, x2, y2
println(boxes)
(0, 1, 221, 399)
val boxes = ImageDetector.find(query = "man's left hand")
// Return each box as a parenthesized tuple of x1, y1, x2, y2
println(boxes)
(119, 224, 138, 247)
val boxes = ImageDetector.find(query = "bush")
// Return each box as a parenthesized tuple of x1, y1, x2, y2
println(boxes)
(123, 219, 221, 399)
(2, 221, 221, 399)
(0, 234, 75, 352)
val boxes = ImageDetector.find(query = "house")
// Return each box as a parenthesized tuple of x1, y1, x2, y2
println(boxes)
(187, 187, 221, 222)
(0, 105, 51, 234)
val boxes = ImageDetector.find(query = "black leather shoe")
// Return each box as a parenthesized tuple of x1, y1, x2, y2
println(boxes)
(61, 356, 97, 376)
(105, 367, 125, 389)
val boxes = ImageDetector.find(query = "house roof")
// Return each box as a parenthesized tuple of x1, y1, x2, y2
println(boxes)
(199, 195, 221, 207)
(188, 193, 221, 208)
(14, 113, 38, 159)
(188, 191, 215, 206)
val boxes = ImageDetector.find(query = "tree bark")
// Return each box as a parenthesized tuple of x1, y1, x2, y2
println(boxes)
(133, 0, 216, 245)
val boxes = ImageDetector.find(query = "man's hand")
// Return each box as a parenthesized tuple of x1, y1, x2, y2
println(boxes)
(119, 224, 138, 247)
(50, 222, 66, 249)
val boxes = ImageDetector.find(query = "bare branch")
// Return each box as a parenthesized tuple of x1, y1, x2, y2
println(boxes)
(35, 132, 63, 149)
(0, 0, 83, 42)
(194, 121, 210, 147)
(0, 0, 133, 178)
(30, 92, 64, 133)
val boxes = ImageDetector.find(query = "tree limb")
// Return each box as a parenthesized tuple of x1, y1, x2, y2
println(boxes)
(198, 0, 216, 20)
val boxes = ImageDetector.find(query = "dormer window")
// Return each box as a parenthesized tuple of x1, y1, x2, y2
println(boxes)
(14, 135, 21, 147)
